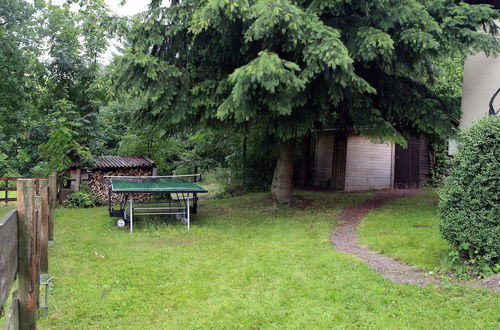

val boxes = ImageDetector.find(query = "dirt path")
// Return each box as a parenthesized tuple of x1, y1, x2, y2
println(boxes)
(331, 189, 439, 286)
(331, 189, 500, 292)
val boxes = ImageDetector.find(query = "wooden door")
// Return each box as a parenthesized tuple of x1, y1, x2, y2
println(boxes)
(394, 138, 420, 188)
(313, 132, 334, 187)
(332, 134, 347, 190)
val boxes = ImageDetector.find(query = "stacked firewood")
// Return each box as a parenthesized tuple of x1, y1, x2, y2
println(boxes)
(88, 169, 153, 205)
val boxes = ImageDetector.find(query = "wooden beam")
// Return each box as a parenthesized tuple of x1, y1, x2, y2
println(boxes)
(48, 173, 57, 243)
(38, 179, 49, 274)
(16, 179, 39, 329)
(0, 177, 47, 181)
(74, 168, 81, 192)
(0, 210, 18, 309)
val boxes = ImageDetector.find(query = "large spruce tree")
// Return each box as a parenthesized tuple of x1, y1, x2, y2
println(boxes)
(116, 0, 499, 203)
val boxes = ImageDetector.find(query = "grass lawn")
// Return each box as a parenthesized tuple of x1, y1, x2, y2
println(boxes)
(23, 191, 499, 328)
(358, 192, 451, 270)
(0, 203, 15, 218)
(0, 191, 17, 218)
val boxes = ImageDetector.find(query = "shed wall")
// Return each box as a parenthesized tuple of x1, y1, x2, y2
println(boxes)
(344, 136, 394, 191)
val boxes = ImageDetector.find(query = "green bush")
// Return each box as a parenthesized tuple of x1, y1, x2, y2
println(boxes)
(438, 116, 500, 272)
(203, 167, 235, 199)
(63, 184, 101, 208)
(428, 141, 451, 187)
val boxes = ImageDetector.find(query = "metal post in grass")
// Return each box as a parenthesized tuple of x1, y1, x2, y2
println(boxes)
(130, 196, 133, 234)
(187, 194, 190, 231)
(37, 178, 55, 316)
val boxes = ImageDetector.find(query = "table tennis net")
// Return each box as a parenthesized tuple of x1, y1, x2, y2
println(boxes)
(108, 175, 204, 192)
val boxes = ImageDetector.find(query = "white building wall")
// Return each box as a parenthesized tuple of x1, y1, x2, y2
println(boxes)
(460, 52, 500, 128)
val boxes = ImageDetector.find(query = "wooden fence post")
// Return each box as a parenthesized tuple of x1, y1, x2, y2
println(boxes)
(48, 173, 57, 244)
(38, 179, 49, 274)
(0, 210, 18, 316)
(16, 179, 39, 329)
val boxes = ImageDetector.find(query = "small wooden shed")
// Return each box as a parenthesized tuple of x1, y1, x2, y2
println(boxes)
(65, 156, 157, 200)
(312, 131, 430, 191)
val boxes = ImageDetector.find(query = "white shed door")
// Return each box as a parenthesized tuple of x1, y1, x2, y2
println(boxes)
(344, 136, 393, 191)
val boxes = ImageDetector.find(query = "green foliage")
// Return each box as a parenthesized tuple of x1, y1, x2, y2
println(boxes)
(0, 0, 112, 177)
(428, 141, 451, 187)
(432, 55, 465, 98)
(113, 0, 499, 200)
(439, 116, 500, 270)
(204, 140, 276, 198)
(445, 246, 500, 279)
(39, 100, 91, 172)
(218, 51, 306, 123)
(63, 190, 100, 208)
(116, 0, 499, 144)
(63, 183, 101, 208)
(203, 167, 234, 199)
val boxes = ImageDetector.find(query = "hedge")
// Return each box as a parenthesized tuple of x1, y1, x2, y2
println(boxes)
(439, 115, 500, 268)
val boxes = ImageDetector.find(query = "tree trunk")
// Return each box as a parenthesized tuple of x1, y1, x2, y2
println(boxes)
(270, 138, 296, 203)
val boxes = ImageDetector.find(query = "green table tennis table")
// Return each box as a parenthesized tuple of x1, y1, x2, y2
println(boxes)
(106, 175, 208, 233)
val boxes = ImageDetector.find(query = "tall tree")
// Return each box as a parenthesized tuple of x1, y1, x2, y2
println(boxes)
(0, 0, 40, 174)
(116, 0, 499, 203)
(36, 0, 112, 171)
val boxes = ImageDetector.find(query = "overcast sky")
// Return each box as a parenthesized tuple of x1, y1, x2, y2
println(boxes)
(105, 0, 148, 17)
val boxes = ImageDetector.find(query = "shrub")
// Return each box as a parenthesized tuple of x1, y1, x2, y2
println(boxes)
(203, 167, 235, 199)
(63, 184, 101, 208)
(428, 141, 451, 187)
(438, 116, 500, 271)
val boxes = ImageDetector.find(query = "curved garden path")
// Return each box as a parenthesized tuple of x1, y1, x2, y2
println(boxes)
(331, 189, 438, 286)
(331, 189, 499, 292)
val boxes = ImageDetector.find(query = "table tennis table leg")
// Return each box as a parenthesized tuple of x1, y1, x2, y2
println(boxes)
(130, 196, 133, 234)
(187, 193, 190, 231)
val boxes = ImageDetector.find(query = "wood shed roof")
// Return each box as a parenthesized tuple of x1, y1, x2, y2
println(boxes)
(88, 156, 156, 170)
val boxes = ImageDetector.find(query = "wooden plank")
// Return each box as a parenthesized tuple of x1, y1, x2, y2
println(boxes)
(3, 291, 19, 330)
(0, 210, 18, 309)
(332, 134, 347, 190)
(0, 177, 47, 181)
(74, 169, 81, 192)
(38, 179, 49, 274)
(16, 179, 39, 329)
(313, 132, 334, 187)
(48, 173, 57, 243)
(394, 137, 421, 188)
(419, 138, 430, 186)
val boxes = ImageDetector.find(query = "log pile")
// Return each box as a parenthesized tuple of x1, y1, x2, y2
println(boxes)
(88, 169, 153, 205)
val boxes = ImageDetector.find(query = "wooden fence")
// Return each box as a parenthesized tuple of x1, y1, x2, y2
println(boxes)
(0, 177, 48, 204)
(0, 173, 57, 329)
